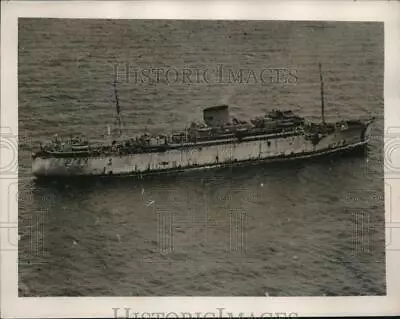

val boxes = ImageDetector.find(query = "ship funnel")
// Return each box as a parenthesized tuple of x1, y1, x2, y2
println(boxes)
(203, 105, 230, 127)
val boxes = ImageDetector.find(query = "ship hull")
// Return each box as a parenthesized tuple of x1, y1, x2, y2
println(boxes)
(32, 124, 372, 178)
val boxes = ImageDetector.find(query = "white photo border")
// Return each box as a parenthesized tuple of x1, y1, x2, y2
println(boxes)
(1, 0, 400, 318)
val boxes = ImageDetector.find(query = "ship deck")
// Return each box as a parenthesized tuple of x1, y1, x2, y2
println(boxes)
(34, 128, 306, 159)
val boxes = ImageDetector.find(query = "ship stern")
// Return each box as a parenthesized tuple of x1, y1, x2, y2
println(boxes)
(31, 154, 50, 177)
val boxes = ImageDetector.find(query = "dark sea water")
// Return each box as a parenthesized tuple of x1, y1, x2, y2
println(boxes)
(18, 19, 385, 296)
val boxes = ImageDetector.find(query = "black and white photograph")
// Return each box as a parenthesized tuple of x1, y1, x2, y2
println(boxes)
(18, 17, 385, 296)
(1, 1, 400, 318)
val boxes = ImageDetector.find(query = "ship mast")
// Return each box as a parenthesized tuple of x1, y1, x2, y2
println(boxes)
(319, 63, 325, 124)
(113, 76, 123, 137)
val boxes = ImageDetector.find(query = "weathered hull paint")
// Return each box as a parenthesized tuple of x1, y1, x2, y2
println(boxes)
(32, 126, 370, 178)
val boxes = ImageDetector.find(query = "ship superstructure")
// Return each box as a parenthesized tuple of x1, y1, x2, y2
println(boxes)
(31, 64, 374, 177)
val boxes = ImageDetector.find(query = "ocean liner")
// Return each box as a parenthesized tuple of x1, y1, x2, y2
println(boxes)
(31, 64, 374, 177)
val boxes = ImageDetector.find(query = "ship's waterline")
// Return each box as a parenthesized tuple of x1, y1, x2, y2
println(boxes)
(31, 126, 370, 177)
